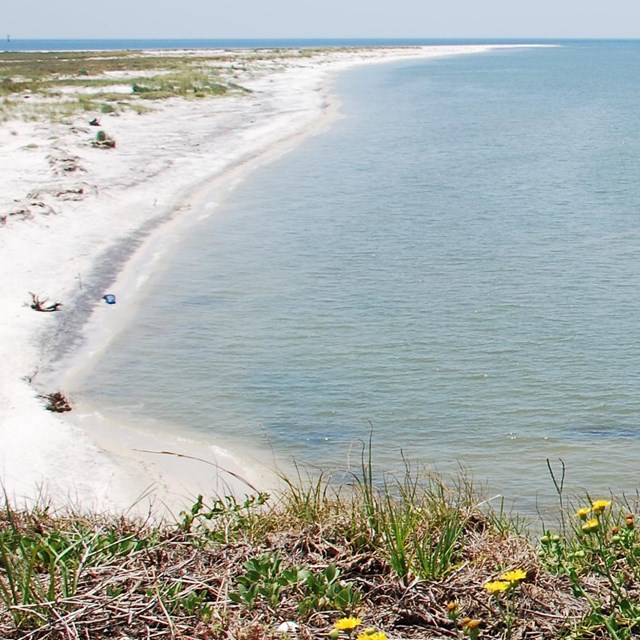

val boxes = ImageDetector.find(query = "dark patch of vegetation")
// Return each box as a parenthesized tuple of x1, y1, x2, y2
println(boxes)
(0, 51, 225, 79)
(92, 130, 116, 148)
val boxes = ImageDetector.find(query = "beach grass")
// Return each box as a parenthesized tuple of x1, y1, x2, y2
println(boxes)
(0, 48, 315, 121)
(1, 450, 637, 639)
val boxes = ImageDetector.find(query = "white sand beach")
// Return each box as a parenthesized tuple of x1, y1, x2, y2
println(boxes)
(0, 44, 515, 518)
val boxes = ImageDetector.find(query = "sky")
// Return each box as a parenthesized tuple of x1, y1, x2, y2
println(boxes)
(4, 0, 640, 40)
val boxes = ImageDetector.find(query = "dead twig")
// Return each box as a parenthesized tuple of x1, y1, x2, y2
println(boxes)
(29, 292, 62, 312)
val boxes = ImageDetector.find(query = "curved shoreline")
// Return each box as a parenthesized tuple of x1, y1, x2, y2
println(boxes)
(0, 44, 526, 517)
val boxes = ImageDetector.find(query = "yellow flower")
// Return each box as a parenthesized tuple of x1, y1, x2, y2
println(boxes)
(356, 633, 387, 640)
(575, 507, 591, 520)
(581, 517, 600, 533)
(591, 499, 611, 514)
(500, 568, 527, 583)
(484, 580, 511, 593)
(460, 617, 482, 639)
(334, 617, 362, 631)
(461, 618, 483, 629)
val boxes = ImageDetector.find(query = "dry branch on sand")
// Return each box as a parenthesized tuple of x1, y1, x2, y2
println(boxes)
(39, 391, 72, 412)
(28, 292, 62, 312)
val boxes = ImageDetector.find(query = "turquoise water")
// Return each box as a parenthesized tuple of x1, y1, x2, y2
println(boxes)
(75, 42, 640, 512)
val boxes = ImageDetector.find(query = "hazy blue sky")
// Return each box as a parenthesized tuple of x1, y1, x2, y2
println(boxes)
(5, 0, 640, 40)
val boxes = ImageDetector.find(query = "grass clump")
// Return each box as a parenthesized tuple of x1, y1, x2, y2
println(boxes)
(1, 450, 637, 639)
(539, 498, 640, 639)
(131, 72, 231, 99)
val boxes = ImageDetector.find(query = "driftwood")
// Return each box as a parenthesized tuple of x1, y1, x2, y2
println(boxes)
(29, 292, 62, 312)
(40, 391, 72, 412)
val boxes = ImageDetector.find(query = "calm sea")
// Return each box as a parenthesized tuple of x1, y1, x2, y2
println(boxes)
(4, 38, 551, 51)
(72, 41, 640, 514)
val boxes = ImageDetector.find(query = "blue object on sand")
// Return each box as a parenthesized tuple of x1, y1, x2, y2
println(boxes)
(103, 294, 116, 305)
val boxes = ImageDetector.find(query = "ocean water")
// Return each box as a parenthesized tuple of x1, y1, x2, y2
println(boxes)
(4, 37, 552, 52)
(73, 42, 640, 513)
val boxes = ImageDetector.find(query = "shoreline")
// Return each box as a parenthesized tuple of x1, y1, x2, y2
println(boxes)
(0, 44, 527, 517)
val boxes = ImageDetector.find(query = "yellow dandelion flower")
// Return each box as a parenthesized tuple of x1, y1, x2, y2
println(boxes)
(500, 568, 527, 583)
(461, 618, 483, 629)
(334, 617, 362, 631)
(575, 507, 591, 520)
(484, 580, 511, 593)
(591, 499, 611, 514)
(446, 601, 459, 621)
(581, 517, 600, 533)
(356, 633, 387, 640)
(460, 617, 482, 639)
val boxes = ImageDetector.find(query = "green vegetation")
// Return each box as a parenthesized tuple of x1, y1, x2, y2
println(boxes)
(539, 499, 640, 639)
(0, 48, 314, 122)
(130, 72, 231, 99)
(1, 447, 637, 639)
(0, 50, 227, 83)
(0, 47, 352, 122)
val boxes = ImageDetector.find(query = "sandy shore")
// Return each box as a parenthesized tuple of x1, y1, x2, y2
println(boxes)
(0, 44, 517, 518)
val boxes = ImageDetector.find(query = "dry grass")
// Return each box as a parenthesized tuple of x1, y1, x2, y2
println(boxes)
(0, 48, 316, 121)
(0, 465, 610, 640)
(0, 47, 344, 122)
